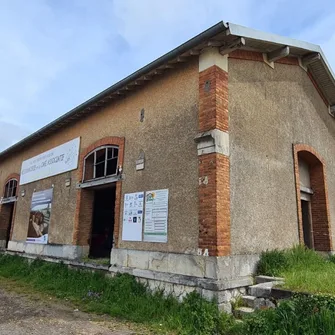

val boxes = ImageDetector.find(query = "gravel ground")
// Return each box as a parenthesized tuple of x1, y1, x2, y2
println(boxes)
(0, 288, 154, 335)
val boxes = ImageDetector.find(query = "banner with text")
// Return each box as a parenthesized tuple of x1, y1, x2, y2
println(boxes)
(144, 189, 169, 243)
(20, 137, 80, 185)
(26, 188, 53, 244)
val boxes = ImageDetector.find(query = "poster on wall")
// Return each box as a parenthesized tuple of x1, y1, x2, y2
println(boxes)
(122, 192, 144, 241)
(144, 189, 169, 243)
(26, 188, 53, 244)
(20, 137, 80, 185)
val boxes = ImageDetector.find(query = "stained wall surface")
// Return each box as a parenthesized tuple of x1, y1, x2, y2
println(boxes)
(0, 59, 200, 254)
(229, 58, 335, 254)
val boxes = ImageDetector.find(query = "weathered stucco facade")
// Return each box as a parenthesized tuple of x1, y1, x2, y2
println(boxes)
(1, 59, 200, 254)
(229, 58, 335, 254)
(1, 22, 335, 310)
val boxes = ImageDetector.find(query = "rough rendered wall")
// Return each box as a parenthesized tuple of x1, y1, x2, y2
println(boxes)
(229, 59, 335, 254)
(0, 59, 199, 253)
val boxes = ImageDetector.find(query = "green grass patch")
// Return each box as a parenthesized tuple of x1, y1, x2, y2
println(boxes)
(237, 296, 335, 335)
(257, 245, 335, 294)
(0, 254, 238, 335)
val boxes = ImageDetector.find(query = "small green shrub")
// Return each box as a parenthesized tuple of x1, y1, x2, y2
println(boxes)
(179, 291, 219, 335)
(293, 293, 335, 314)
(238, 296, 335, 335)
(256, 249, 288, 276)
(328, 254, 335, 264)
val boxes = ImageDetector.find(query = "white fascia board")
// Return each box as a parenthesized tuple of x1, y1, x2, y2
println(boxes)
(227, 22, 321, 52)
(226, 22, 335, 89)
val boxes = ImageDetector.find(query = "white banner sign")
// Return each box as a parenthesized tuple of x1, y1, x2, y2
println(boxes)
(20, 137, 80, 185)
(122, 192, 144, 241)
(144, 189, 169, 243)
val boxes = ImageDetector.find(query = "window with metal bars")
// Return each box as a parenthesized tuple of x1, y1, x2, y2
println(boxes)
(4, 179, 18, 199)
(83, 146, 119, 181)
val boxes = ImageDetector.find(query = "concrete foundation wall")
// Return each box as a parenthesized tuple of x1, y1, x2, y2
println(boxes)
(7, 241, 89, 260)
(111, 248, 258, 281)
(0, 59, 199, 254)
(110, 248, 256, 313)
(229, 59, 335, 254)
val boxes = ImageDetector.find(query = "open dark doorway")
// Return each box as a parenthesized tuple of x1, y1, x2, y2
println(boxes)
(301, 200, 313, 249)
(0, 203, 15, 248)
(89, 185, 116, 258)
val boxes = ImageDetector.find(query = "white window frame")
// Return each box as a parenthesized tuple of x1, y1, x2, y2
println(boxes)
(2, 178, 18, 203)
(82, 145, 119, 182)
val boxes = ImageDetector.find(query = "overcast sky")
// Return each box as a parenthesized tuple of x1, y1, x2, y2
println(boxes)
(1, 0, 334, 152)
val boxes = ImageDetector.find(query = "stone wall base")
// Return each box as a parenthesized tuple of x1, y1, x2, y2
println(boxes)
(7, 241, 89, 260)
(110, 248, 259, 280)
(110, 248, 260, 313)
(132, 273, 247, 314)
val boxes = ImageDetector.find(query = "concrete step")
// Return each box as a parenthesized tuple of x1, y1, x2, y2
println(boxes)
(234, 306, 255, 318)
(248, 282, 274, 298)
(255, 275, 285, 284)
(242, 295, 272, 309)
(242, 295, 257, 308)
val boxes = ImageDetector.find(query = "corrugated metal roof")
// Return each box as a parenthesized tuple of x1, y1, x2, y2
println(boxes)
(0, 21, 334, 160)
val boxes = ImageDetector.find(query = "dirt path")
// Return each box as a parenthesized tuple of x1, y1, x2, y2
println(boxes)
(0, 288, 155, 335)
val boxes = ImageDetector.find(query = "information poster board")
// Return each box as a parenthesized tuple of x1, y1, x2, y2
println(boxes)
(26, 188, 53, 244)
(144, 189, 169, 243)
(122, 192, 144, 241)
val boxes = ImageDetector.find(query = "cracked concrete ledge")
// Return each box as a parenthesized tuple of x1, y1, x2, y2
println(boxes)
(111, 248, 260, 281)
(109, 264, 253, 291)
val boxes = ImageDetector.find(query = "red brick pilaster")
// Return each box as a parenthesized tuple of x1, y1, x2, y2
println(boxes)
(198, 61, 230, 257)
(72, 137, 125, 248)
(199, 65, 228, 133)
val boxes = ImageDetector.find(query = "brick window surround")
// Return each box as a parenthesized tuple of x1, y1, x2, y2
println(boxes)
(293, 144, 332, 251)
(72, 137, 125, 248)
(0, 173, 20, 243)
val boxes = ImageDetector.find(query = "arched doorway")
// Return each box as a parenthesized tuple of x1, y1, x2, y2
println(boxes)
(294, 145, 332, 251)
(73, 137, 125, 259)
(0, 177, 18, 248)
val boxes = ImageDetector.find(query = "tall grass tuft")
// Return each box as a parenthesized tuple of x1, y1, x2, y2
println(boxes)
(256, 245, 335, 295)
(256, 249, 288, 276)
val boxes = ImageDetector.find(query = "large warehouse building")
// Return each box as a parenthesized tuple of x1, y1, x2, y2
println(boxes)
(1, 22, 334, 309)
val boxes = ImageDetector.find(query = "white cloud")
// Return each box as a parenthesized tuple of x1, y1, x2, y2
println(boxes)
(0, 0, 334, 152)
